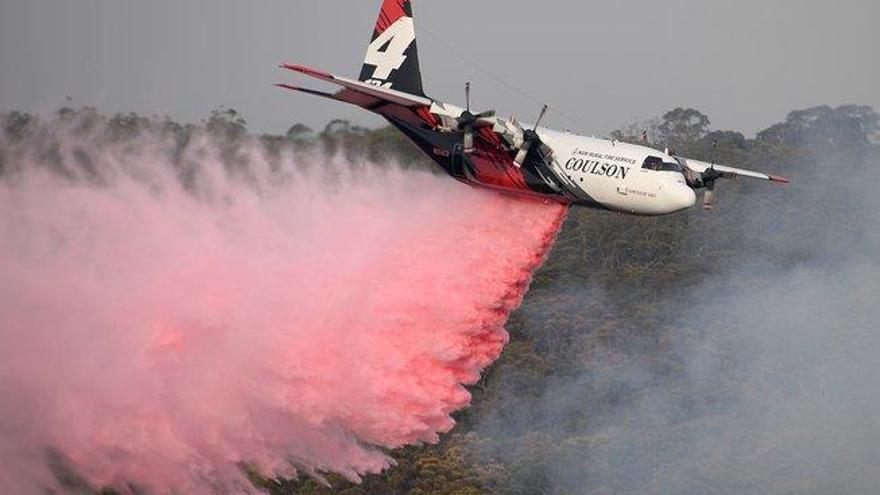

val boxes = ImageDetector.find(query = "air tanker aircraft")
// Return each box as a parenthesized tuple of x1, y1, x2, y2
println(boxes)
(278, 0, 789, 215)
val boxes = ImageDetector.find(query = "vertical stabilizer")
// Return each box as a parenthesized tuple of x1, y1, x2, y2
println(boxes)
(358, 0, 425, 97)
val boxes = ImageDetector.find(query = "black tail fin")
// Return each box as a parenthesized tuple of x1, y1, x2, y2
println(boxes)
(358, 0, 425, 97)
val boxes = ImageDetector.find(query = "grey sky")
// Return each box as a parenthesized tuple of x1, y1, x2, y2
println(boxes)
(1, 0, 877, 136)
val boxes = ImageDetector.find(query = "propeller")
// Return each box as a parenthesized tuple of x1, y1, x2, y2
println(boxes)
(674, 151, 787, 211)
(699, 166, 723, 210)
(674, 155, 725, 211)
(454, 82, 496, 153)
(513, 104, 549, 167)
(701, 140, 721, 210)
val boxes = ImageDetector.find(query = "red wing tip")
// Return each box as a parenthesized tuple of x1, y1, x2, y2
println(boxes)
(279, 64, 333, 80)
(769, 175, 791, 185)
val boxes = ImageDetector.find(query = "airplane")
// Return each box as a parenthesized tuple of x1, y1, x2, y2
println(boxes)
(277, 0, 789, 216)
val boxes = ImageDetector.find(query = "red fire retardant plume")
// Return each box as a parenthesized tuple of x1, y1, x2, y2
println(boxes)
(0, 125, 566, 494)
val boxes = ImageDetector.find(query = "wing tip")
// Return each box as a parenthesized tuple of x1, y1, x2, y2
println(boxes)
(769, 175, 791, 185)
(279, 64, 334, 80)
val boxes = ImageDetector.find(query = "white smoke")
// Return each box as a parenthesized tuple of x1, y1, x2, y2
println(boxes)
(468, 138, 880, 494)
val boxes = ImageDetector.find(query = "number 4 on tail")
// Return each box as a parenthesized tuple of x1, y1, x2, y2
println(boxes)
(363, 17, 415, 82)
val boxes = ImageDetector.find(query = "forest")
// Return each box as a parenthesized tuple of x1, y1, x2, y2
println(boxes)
(2, 103, 878, 495)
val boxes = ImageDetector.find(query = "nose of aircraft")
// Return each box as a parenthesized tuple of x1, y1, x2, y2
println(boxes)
(668, 183, 697, 213)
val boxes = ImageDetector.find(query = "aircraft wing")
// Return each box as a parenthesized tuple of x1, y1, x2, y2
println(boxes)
(277, 64, 433, 108)
(677, 157, 790, 184)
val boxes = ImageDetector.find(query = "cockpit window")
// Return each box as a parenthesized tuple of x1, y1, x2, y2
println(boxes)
(642, 156, 663, 170)
(642, 156, 682, 172)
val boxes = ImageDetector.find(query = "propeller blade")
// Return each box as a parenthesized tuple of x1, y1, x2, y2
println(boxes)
(512, 106, 548, 167)
(453, 83, 495, 153)
(702, 180, 717, 210)
(534, 105, 549, 129)
(511, 118, 524, 134)
(464, 130, 474, 153)
(703, 189, 715, 210)
(514, 142, 531, 167)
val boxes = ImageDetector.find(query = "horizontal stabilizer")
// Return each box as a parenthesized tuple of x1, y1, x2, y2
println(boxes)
(273, 83, 338, 101)
(280, 64, 432, 108)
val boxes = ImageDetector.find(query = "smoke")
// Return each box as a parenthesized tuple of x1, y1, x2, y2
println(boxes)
(469, 137, 880, 493)
(0, 113, 566, 494)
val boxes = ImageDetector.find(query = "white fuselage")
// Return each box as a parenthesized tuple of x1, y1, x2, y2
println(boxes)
(429, 101, 698, 216)
(537, 129, 697, 215)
